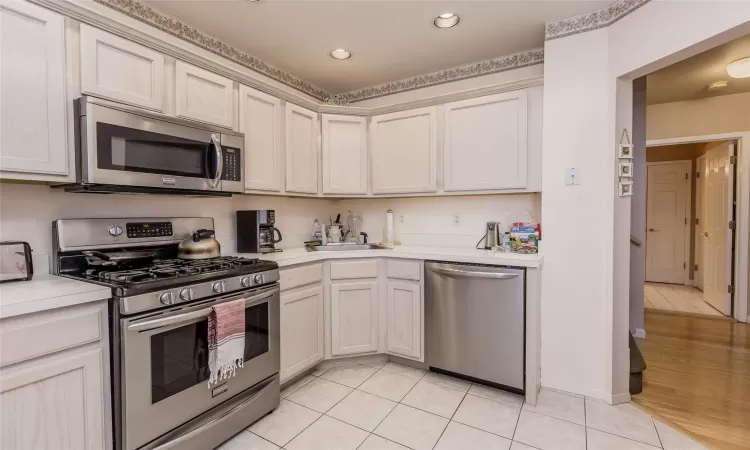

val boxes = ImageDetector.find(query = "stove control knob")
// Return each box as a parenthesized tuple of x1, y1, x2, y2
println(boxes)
(213, 282, 225, 294)
(159, 292, 175, 305)
(254, 274, 264, 285)
(179, 288, 194, 301)
(108, 226, 123, 236)
(241, 277, 251, 288)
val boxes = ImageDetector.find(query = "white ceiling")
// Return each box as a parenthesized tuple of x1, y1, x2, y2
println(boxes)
(144, 0, 609, 94)
(647, 33, 750, 105)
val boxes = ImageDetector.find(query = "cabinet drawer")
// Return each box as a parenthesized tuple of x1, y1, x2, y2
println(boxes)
(387, 260, 421, 281)
(0, 307, 102, 367)
(330, 260, 378, 280)
(280, 263, 323, 291)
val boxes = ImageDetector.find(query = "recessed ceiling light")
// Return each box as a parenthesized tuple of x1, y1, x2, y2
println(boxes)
(708, 80, 728, 91)
(727, 56, 750, 78)
(434, 12, 460, 28)
(330, 48, 352, 60)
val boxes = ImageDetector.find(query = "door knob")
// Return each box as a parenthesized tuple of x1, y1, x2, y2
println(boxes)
(648, 228, 658, 232)
(703, 232, 709, 237)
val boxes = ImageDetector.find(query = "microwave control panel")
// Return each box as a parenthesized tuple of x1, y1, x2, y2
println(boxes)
(222, 147, 241, 182)
(126, 222, 173, 238)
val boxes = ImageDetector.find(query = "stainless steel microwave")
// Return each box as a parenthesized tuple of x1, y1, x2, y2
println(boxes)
(67, 96, 244, 196)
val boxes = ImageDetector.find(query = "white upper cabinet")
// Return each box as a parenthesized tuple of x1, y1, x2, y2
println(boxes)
(239, 85, 283, 191)
(370, 107, 437, 194)
(80, 24, 164, 111)
(0, 0, 67, 176)
(330, 281, 378, 356)
(443, 91, 528, 191)
(175, 61, 234, 128)
(321, 114, 368, 195)
(285, 103, 319, 194)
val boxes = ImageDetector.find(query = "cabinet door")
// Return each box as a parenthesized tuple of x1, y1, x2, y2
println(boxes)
(280, 285, 324, 382)
(80, 24, 164, 111)
(321, 114, 367, 194)
(370, 107, 437, 194)
(175, 61, 234, 128)
(0, 0, 67, 175)
(386, 281, 421, 359)
(239, 85, 283, 191)
(331, 281, 378, 356)
(285, 103, 319, 194)
(0, 349, 106, 450)
(443, 91, 528, 191)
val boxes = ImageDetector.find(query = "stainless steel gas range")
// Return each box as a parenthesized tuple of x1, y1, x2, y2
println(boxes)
(52, 217, 280, 450)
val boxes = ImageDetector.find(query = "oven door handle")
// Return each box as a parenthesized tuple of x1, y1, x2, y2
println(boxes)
(128, 288, 278, 332)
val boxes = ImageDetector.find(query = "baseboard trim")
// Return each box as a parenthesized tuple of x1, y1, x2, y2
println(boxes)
(633, 328, 646, 339)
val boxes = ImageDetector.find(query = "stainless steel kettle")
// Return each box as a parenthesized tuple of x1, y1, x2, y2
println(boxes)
(178, 229, 221, 259)
(484, 222, 501, 249)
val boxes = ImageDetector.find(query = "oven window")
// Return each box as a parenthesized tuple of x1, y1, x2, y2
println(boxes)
(96, 123, 215, 178)
(150, 302, 269, 404)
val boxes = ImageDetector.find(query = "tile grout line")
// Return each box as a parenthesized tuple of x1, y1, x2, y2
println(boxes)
(428, 382, 471, 450)
(590, 427, 665, 449)
(584, 396, 588, 450)
(651, 416, 665, 449)
(244, 429, 285, 449)
(509, 394, 523, 443)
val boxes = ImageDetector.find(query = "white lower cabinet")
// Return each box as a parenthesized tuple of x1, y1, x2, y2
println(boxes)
(330, 281, 378, 356)
(280, 285, 324, 382)
(0, 301, 111, 450)
(0, 349, 106, 450)
(386, 281, 422, 359)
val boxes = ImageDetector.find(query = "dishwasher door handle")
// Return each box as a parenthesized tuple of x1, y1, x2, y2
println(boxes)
(430, 266, 519, 280)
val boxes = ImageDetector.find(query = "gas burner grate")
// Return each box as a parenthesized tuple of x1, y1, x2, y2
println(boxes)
(83, 256, 263, 285)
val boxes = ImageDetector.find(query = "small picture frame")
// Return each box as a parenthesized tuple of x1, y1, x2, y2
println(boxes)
(619, 144, 634, 159)
(619, 162, 633, 178)
(619, 180, 633, 196)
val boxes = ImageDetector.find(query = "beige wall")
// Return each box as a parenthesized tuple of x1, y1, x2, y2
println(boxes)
(647, 92, 750, 140)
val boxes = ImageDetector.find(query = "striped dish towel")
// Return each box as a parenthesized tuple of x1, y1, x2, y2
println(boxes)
(207, 299, 245, 387)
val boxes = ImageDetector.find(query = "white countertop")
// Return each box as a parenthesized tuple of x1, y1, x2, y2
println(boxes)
(231, 245, 543, 268)
(0, 274, 111, 319)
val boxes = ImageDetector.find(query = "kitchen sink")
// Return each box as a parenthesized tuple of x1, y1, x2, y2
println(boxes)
(305, 243, 391, 252)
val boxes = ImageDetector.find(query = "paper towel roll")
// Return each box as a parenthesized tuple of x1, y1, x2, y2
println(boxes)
(385, 209, 394, 244)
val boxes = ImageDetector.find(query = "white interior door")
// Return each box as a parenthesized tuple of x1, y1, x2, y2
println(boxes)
(695, 156, 706, 291)
(703, 142, 734, 315)
(646, 162, 689, 284)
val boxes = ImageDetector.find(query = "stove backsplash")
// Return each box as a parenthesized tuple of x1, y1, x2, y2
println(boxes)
(0, 184, 333, 258)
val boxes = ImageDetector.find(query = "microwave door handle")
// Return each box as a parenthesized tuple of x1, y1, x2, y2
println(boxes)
(207, 133, 223, 189)
(127, 288, 278, 332)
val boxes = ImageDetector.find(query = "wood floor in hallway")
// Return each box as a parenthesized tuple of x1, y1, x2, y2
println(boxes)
(632, 310, 750, 450)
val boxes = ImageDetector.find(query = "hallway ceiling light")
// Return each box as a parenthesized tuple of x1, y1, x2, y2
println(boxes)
(726, 56, 750, 78)
(434, 13, 460, 28)
(330, 48, 352, 60)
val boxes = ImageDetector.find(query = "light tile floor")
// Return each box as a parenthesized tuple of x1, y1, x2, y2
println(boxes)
(644, 282, 723, 316)
(218, 362, 707, 450)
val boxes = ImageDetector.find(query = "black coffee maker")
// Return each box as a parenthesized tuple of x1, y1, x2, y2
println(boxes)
(236, 210, 282, 253)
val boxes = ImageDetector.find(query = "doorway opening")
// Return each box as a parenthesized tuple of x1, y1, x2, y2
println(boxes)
(624, 30, 750, 450)
(644, 140, 737, 318)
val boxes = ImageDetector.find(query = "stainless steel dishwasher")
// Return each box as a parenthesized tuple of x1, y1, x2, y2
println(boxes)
(425, 261, 525, 392)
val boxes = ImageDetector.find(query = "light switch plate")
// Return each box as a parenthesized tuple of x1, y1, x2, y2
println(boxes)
(566, 168, 580, 185)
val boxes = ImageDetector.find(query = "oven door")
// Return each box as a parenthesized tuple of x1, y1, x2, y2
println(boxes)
(121, 284, 279, 450)
(80, 101, 243, 193)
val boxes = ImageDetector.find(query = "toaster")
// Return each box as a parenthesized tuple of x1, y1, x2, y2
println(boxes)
(0, 241, 34, 283)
